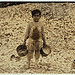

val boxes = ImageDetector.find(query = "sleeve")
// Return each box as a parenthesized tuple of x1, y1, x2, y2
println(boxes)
(42, 26, 46, 45)
(23, 23, 30, 45)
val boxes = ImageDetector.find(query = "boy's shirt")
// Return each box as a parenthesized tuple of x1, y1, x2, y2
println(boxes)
(24, 21, 46, 44)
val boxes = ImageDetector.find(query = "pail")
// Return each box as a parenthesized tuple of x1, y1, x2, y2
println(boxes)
(16, 45, 28, 57)
(40, 45, 51, 57)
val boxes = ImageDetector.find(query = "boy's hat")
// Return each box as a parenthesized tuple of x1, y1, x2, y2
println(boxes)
(31, 9, 41, 17)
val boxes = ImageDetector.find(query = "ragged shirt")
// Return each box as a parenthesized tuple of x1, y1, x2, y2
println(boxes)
(24, 21, 46, 45)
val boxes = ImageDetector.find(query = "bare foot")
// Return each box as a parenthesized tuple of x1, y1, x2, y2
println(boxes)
(27, 66, 30, 69)
(34, 65, 39, 69)
(23, 65, 30, 69)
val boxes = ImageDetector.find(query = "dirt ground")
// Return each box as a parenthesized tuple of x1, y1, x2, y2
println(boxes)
(0, 3, 75, 73)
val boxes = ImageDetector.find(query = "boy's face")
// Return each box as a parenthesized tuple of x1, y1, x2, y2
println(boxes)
(33, 13, 41, 22)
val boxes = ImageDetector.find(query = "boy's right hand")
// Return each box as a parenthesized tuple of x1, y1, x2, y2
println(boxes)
(43, 43, 46, 48)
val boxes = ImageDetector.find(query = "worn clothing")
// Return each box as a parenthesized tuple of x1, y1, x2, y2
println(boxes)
(27, 38, 43, 59)
(27, 49, 40, 60)
(28, 38, 43, 50)
(24, 21, 46, 44)
(24, 21, 46, 59)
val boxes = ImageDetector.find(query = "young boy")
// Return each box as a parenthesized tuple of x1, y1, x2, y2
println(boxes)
(23, 9, 46, 69)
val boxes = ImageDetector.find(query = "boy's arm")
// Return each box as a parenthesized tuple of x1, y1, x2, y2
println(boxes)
(23, 24, 30, 45)
(42, 26, 46, 47)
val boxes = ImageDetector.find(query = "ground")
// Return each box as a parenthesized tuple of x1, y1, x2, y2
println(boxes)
(0, 3, 75, 73)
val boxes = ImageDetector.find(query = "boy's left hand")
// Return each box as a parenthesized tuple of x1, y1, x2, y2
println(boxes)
(23, 42, 26, 46)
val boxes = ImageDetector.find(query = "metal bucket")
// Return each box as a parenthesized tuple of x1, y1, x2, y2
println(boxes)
(40, 45, 51, 57)
(16, 45, 28, 57)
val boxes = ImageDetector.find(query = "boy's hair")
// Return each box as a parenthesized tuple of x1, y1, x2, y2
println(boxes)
(31, 9, 41, 17)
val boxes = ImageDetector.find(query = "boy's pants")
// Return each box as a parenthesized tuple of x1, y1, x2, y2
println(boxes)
(27, 38, 43, 60)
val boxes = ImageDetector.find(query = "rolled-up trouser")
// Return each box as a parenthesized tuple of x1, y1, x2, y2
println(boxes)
(27, 38, 43, 59)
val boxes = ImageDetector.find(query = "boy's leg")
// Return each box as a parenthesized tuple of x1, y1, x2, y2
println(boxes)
(34, 39, 43, 68)
(27, 50, 34, 68)
(27, 53, 30, 68)
(35, 50, 40, 68)
(27, 38, 34, 68)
